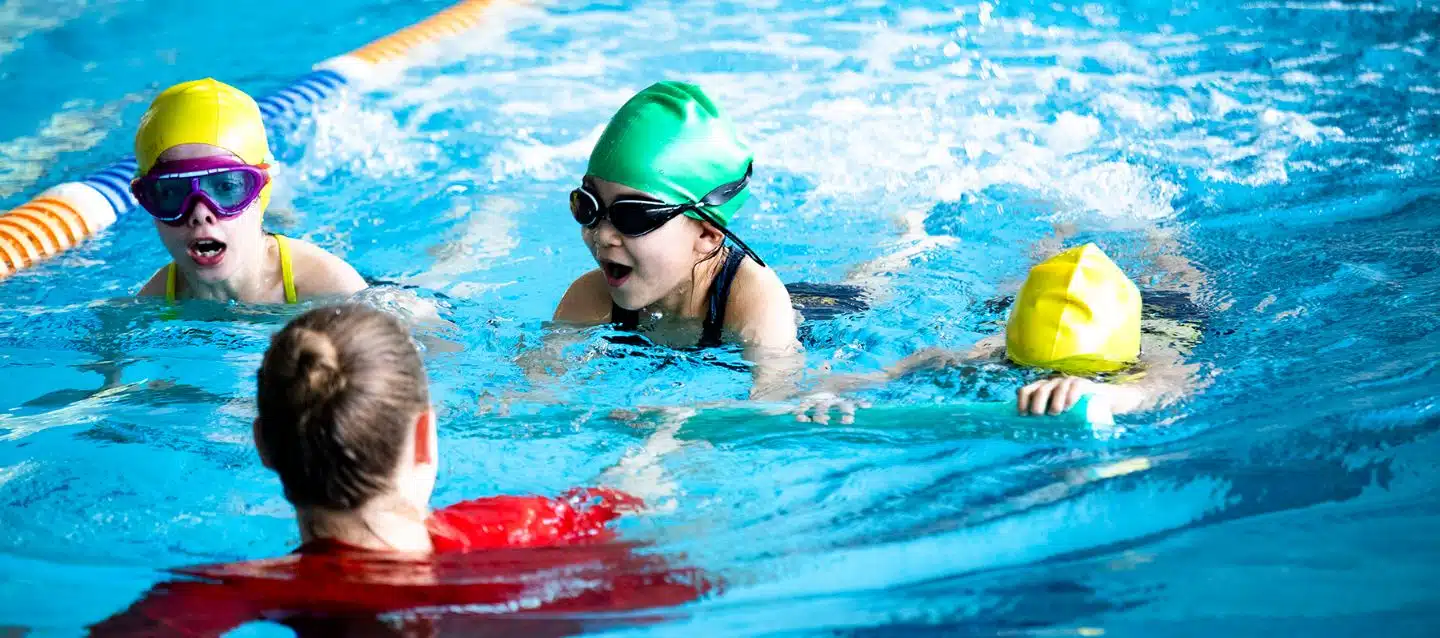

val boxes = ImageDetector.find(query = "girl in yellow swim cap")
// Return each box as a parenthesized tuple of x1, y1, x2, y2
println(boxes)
(131, 78, 366, 304)
(819, 242, 1205, 421)
(905, 242, 1204, 418)
(999, 242, 1193, 416)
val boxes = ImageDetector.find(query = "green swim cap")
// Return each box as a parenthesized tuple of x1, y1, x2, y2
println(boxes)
(586, 81, 754, 227)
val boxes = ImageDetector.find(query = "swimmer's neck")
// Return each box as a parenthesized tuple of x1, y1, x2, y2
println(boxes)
(179, 234, 282, 303)
(295, 496, 433, 553)
(647, 248, 729, 319)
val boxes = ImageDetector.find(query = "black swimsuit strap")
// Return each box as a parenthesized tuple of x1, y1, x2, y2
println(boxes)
(610, 300, 639, 329)
(699, 248, 746, 348)
(610, 303, 640, 331)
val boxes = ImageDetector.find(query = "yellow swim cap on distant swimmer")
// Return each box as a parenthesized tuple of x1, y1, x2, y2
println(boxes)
(1005, 243, 1141, 375)
(134, 78, 273, 212)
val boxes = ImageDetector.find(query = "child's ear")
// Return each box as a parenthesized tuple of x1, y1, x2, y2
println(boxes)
(694, 220, 726, 255)
(412, 409, 437, 465)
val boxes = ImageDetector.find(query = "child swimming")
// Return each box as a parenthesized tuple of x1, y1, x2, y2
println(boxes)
(1000, 242, 1201, 415)
(548, 81, 803, 397)
(89, 304, 706, 634)
(821, 243, 1203, 419)
(131, 78, 367, 304)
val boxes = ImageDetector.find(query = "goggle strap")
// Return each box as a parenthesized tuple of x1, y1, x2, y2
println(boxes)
(693, 207, 767, 269)
(698, 162, 753, 207)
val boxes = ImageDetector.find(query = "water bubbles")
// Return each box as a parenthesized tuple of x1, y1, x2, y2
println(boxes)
(1281, 70, 1322, 85)
(1042, 112, 1102, 155)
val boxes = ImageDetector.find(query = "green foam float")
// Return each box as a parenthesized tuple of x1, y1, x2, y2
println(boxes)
(644, 395, 1115, 444)
(474, 396, 1113, 445)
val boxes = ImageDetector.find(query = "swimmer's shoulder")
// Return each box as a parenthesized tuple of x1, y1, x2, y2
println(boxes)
(282, 236, 367, 299)
(726, 257, 798, 348)
(554, 268, 613, 324)
(137, 265, 169, 298)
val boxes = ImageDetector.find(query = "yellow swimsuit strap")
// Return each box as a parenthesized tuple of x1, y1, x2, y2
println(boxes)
(165, 263, 177, 303)
(164, 234, 297, 304)
(273, 234, 298, 304)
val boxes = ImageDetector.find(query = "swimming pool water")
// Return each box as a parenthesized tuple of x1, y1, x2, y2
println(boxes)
(3, 0, 1440, 635)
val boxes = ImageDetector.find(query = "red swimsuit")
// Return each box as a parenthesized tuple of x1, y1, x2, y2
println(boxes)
(89, 489, 709, 636)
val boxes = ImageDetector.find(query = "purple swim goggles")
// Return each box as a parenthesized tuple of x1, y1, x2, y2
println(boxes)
(131, 157, 270, 225)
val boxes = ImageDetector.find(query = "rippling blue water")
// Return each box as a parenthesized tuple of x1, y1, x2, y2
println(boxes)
(2, 0, 1439, 635)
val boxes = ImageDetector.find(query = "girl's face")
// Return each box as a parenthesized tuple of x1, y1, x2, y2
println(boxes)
(581, 177, 721, 311)
(148, 143, 267, 284)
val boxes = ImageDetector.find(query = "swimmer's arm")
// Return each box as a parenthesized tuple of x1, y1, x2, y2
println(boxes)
(1108, 349, 1202, 414)
(24, 299, 136, 406)
(495, 271, 608, 396)
(515, 322, 590, 386)
(776, 338, 1003, 424)
(289, 240, 368, 298)
(136, 266, 168, 297)
(1142, 227, 1208, 295)
(726, 265, 804, 400)
(748, 344, 806, 401)
(51, 278, 171, 400)
(814, 336, 1005, 395)
(1019, 375, 1167, 417)
(595, 413, 690, 514)
(515, 270, 612, 381)
(1018, 376, 1142, 417)
(1100, 383, 1151, 415)
(552, 269, 613, 325)
(1017, 356, 1201, 416)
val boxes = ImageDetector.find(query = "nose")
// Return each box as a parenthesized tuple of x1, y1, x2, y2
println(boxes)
(185, 199, 218, 228)
(588, 218, 623, 248)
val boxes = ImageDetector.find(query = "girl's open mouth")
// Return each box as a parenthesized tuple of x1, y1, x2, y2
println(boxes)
(601, 260, 633, 286)
(188, 238, 227, 267)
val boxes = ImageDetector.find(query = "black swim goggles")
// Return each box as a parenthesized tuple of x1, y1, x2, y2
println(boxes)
(570, 163, 766, 267)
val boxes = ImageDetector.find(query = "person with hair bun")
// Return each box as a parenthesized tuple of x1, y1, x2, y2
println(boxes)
(90, 304, 707, 636)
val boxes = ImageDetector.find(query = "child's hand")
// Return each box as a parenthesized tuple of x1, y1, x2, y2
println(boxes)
(794, 392, 873, 425)
(1017, 375, 1097, 416)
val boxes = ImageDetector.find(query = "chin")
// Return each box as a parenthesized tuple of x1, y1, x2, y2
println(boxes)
(195, 264, 237, 283)
(609, 287, 653, 312)
(187, 258, 243, 284)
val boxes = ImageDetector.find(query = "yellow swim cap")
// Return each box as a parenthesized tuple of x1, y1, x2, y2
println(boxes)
(134, 78, 273, 213)
(1005, 243, 1141, 375)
